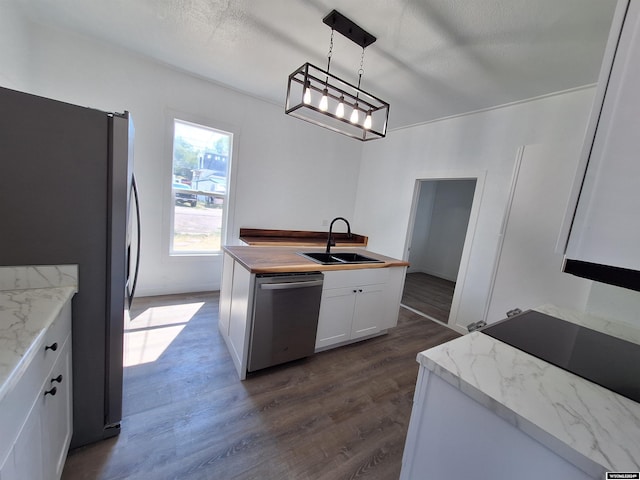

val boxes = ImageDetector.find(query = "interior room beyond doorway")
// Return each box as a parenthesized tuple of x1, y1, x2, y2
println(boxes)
(402, 178, 477, 325)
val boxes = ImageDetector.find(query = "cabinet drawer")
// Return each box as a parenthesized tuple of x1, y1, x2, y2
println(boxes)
(41, 336, 73, 480)
(322, 268, 390, 289)
(41, 300, 72, 379)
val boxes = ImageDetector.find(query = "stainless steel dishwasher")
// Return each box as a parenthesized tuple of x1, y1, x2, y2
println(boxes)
(248, 271, 324, 372)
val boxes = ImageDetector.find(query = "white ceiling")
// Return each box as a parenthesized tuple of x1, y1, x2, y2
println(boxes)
(14, 0, 618, 130)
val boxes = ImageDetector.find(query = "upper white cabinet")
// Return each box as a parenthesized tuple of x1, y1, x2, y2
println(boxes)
(563, 0, 640, 290)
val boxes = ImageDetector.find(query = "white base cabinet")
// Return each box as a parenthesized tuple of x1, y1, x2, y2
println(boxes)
(5, 403, 44, 480)
(315, 267, 406, 350)
(401, 368, 594, 480)
(0, 299, 73, 480)
(218, 252, 254, 380)
(42, 338, 73, 480)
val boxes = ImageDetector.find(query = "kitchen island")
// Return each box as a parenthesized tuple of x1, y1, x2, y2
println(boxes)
(219, 246, 409, 379)
(223, 245, 408, 273)
(400, 305, 640, 479)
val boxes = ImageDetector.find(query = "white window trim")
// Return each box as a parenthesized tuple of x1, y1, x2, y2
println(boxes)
(162, 109, 240, 259)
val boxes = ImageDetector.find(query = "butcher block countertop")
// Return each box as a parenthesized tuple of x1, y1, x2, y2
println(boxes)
(224, 246, 409, 274)
(238, 228, 368, 247)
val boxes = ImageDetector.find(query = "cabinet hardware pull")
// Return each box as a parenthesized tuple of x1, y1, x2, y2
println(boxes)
(260, 280, 324, 290)
(44, 386, 57, 397)
(51, 374, 63, 384)
(359, 289, 363, 292)
(45, 342, 58, 352)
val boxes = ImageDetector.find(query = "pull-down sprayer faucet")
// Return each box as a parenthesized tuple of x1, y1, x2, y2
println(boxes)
(326, 217, 352, 254)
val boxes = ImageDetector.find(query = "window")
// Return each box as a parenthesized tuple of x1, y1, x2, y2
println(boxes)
(170, 119, 232, 254)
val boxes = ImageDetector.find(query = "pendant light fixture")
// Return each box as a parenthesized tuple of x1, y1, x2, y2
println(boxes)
(285, 10, 390, 141)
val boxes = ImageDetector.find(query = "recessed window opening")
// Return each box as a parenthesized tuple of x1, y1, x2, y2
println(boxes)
(170, 119, 232, 255)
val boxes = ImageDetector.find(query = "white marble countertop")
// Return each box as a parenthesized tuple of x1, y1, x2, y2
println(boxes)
(417, 305, 640, 477)
(0, 265, 78, 403)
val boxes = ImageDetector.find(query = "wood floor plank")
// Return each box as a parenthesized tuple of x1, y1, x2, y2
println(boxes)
(62, 292, 460, 480)
(401, 272, 455, 322)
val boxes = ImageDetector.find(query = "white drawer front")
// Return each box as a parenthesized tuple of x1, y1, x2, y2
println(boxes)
(322, 268, 390, 289)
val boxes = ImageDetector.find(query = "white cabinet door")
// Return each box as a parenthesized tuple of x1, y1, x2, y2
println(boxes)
(351, 284, 387, 339)
(12, 400, 45, 480)
(218, 252, 234, 336)
(565, 0, 640, 276)
(316, 267, 406, 350)
(0, 450, 17, 480)
(42, 338, 73, 480)
(378, 267, 405, 330)
(316, 287, 355, 349)
(352, 267, 406, 337)
(228, 261, 252, 378)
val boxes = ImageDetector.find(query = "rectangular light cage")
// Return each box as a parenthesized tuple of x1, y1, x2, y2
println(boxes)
(285, 63, 389, 141)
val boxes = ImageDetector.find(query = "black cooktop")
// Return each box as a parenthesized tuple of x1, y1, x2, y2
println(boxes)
(480, 310, 640, 404)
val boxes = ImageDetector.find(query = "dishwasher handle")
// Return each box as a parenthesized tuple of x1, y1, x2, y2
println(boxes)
(260, 279, 324, 290)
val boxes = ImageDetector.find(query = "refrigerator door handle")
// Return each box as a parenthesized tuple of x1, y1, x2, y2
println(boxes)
(129, 174, 141, 306)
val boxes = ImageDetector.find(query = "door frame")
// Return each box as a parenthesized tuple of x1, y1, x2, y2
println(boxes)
(404, 170, 486, 332)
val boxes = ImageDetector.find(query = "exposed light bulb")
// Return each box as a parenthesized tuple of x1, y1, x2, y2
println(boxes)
(350, 104, 359, 124)
(303, 84, 311, 104)
(336, 96, 345, 118)
(319, 89, 328, 111)
(364, 111, 372, 130)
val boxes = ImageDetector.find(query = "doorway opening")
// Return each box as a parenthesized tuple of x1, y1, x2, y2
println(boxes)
(402, 177, 480, 329)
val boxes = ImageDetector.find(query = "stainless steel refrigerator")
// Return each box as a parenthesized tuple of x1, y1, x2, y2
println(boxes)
(0, 86, 140, 448)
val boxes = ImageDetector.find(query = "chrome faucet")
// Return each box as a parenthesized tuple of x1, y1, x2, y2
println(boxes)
(326, 217, 352, 254)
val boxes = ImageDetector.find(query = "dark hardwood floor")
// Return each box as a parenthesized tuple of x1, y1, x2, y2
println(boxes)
(401, 272, 455, 323)
(62, 291, 459, 480)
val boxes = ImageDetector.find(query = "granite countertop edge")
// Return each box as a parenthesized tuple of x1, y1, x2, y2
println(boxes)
(0, 286, 77, 403)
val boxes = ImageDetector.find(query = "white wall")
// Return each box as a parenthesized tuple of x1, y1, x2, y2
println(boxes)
(0, 2, 29, 89)
(353, 88, 597, 330)
(408, 183, 437, 273)
(484, 143, 592, 323)
(586, 282, 640, 329)
(2, 19, 363, 296)
(409, 180, 476, 282)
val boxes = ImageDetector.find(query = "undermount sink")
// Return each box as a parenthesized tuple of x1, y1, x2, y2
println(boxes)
(299, 252, 383, 265)
(332, 252, 382, 263)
